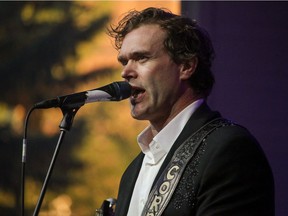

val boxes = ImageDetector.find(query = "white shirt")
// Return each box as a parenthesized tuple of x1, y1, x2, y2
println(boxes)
(127, 99, 204, 216)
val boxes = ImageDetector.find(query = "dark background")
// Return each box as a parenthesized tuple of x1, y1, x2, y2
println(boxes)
(182, 2, 288, 216)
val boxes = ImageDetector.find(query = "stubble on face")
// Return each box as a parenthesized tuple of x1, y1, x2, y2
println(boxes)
(120, 24, 187, 131)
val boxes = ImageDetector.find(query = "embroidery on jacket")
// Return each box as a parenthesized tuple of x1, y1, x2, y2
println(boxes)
(141, 118, 234, 216)
(172, 139, 207, 210)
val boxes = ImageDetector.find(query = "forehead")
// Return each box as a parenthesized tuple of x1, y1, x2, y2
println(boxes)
(119, 24, 166, 55)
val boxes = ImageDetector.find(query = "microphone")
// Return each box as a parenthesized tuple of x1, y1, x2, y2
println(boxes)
(34, 81, 131, 109)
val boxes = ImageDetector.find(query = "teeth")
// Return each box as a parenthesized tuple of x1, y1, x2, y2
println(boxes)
(131, 87, 145, 99)
(132, 91, 138, 98)
(132, 89, 140, 98)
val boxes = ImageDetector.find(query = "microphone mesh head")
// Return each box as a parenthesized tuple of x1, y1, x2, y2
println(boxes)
(113, 81, 131, 100)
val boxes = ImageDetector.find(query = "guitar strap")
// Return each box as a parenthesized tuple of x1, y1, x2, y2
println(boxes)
(141, 118, 234, 216)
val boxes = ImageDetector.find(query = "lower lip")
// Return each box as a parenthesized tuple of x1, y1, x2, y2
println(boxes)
(131, 91, 145, 103)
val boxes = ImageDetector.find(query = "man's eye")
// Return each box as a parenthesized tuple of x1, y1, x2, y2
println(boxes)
(137, 56, 148, 62)
(120, 60, 128, 66)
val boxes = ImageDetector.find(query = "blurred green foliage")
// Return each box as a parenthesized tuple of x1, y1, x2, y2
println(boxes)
(0, 2, 145, 215)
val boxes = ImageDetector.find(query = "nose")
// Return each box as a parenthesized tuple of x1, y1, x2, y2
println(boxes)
(121, 61, 137, 82)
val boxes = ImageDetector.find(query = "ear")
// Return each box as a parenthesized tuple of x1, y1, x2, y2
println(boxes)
(179, 56, 198, 80)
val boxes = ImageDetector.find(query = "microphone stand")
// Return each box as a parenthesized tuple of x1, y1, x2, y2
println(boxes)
(32, 106, 80, 216)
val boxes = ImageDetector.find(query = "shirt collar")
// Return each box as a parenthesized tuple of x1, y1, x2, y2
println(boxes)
(137, 99, 204, 165)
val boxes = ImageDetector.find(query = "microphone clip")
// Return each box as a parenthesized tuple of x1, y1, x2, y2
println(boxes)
(59, 106, 81, 131)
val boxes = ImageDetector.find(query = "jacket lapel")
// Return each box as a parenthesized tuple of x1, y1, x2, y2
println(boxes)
(115, 153, 144, 216)
(152, 102, 221, 187)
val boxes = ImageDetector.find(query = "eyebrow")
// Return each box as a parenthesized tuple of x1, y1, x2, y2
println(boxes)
(118, 50, 151, 63)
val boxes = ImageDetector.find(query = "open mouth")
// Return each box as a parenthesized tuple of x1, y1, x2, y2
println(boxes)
(131, 86, 146, 100)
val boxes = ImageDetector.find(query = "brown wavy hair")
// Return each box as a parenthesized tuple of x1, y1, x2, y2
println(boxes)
(108, 7, 215, 97)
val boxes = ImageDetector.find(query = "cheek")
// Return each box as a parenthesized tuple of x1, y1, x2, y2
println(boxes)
(148, 66, 177, 85)
(148, 82, 171, 105)
(143, 60, 180, 96)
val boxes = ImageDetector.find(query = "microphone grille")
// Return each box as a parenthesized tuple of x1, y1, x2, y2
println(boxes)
(112, 81, 131, 100)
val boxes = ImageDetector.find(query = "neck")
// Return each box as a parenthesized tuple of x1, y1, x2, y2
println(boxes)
(150, 94, 204, 136)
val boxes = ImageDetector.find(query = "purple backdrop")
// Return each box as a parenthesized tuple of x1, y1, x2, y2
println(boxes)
(182, 2, 288, 216)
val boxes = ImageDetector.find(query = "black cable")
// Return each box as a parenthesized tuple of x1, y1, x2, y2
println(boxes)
(21, 106, 36, 216)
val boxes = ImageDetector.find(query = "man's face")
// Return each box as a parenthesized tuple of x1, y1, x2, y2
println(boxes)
(118, 24, 184, 127)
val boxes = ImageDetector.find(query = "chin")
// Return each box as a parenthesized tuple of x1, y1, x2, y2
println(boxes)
(131, 111, 147, 121)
